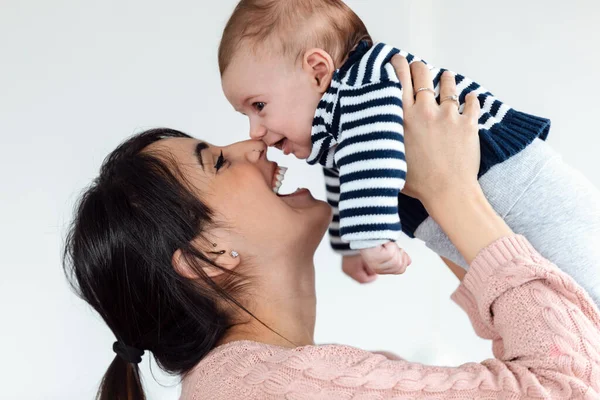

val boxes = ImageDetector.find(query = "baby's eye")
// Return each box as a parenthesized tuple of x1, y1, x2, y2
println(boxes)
(214, 151, 227, 172)
(253, 102, 265, 112)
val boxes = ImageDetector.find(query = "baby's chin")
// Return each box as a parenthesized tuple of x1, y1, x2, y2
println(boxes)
(281, 137, 312, 159)
(291, 146, 311, 160)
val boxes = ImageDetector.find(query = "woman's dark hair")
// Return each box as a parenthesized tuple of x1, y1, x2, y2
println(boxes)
(63, 128, 251, 400)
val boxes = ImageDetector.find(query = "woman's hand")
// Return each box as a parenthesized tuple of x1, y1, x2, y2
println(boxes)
(393, 59, 481, 206)
(392, 56, 513, 263)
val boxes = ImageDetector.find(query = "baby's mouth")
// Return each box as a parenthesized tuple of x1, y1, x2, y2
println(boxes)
(273, 138, 285, 151)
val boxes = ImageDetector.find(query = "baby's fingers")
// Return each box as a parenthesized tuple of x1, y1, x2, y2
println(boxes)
(384, 242, 412, 270)
(347, 264, 377, 284)
(393, 250, 411, 275)
(368, 244, 411, 275)
(342, 255, 377, 284)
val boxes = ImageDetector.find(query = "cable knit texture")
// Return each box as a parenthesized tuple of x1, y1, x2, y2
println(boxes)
(180, 236, 600, 399)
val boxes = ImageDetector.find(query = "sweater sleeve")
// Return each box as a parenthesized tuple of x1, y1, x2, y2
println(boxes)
(322, 167, 358, 255)
(336, 80, 407, 250)
(220, 236, 600, 399)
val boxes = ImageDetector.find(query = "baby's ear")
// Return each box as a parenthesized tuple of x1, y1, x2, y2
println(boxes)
(303, 48, 335, 93)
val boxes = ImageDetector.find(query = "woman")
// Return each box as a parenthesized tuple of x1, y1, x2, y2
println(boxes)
(64, 59, 600, 399)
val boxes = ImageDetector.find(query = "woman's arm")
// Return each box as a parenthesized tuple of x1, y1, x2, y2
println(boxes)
(393, 56, 600, 395)
(429, 185, 514, 264)
(441, 256, 466, 281)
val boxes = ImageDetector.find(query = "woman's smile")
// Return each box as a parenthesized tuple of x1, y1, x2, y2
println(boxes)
(268, 162, 319, 208)
(271, 165, 288, 194)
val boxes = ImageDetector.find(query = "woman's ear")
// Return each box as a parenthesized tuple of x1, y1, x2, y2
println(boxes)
(172, 236, 242, 280)
(172, 248, 199, 279)
(302, 48, 335, 93)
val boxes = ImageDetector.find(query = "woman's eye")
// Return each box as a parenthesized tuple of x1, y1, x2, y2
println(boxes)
(253, 102, 265, 112)
(214, 151, 227, 172)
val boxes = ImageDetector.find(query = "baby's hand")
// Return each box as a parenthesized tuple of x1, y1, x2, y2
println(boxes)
(341, 254, 378, 284)
(360, 243, 411, 275)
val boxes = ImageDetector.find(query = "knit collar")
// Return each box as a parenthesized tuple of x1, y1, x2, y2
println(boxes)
(307, 41, 373, 167)
(338, 40, 372, 76)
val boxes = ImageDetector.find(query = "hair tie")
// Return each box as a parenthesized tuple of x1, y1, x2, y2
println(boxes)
(113, 341, 144, 364)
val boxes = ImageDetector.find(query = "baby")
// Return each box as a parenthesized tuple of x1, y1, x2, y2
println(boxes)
(218, 0, 600, 299)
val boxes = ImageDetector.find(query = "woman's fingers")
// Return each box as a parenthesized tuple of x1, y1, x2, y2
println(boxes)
(390, 55, 414, 107)
(439, 71, 459, 112)
(463, 92, 481, 121)
(410, 62, 436, 104)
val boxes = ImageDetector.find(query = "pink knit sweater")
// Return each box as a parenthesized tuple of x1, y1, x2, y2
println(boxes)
(180, 236, 600, 399)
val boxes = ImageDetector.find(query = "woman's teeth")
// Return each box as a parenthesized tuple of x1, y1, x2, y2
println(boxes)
(272, 166, 288, 194)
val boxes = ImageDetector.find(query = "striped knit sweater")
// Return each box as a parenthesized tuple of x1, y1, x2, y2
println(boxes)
(307, 41, 551, 254)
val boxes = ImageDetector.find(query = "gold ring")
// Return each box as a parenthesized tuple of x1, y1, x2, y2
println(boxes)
(441, 94, 460, 108)
(415, 87, 435, 96)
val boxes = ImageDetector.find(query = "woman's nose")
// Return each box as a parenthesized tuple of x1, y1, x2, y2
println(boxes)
(246, 141, 267, 162)
(225, 140, 267, 163)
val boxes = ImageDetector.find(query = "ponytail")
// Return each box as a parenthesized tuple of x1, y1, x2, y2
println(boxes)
(97, 356, 145, 400)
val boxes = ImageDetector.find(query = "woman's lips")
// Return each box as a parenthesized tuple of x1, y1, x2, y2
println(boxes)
(278, 188, 317, 209)
(278, 188, 309, 197)
(279, 189, 318, 210)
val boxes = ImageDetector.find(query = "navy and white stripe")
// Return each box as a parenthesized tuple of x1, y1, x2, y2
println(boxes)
(307, 42, 405, 252)
(309, 41, 551, 253)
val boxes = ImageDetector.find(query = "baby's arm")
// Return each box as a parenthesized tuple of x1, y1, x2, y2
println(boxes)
(321, 167, 355, 255)
(336, 81, 406, 254)
(323, 168, 380, 282)
(324, 167, 408, 281)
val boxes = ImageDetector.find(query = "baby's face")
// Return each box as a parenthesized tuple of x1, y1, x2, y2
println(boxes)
(222, 50, 322, 160)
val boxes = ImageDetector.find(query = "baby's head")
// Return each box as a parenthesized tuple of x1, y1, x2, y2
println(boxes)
(219, 0, 371, 159)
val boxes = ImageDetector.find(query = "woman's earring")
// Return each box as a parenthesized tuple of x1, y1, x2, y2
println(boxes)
(230, 251, 239, 258)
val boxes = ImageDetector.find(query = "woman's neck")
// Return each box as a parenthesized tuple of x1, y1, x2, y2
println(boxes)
(219, 258, 317, 348)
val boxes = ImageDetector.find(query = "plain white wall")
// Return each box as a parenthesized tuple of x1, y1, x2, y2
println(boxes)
(1, 1, 599, 398)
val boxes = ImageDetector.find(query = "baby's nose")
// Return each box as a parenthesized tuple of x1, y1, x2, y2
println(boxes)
(249, 124, 266, 140)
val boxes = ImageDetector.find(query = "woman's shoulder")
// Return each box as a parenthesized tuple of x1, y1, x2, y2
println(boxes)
(180, 340, 399, 400)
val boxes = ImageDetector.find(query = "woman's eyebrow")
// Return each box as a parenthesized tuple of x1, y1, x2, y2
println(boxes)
(195, 142, 209, 170)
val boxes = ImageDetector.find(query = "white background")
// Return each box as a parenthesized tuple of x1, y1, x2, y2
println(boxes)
(1, 1, 599, 398)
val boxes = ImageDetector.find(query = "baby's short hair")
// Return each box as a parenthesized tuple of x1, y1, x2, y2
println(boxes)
(218, 0, 372, 75)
